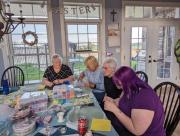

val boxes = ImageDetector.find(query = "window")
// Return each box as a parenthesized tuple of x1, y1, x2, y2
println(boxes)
(67, 24, 99, 75)
(125, 6, 152, 18)
(125, 6, 180, 19)
(64, 2, 102, 19)
(5, 2, 47, 18)
(157, 26, 175, 78)
(12, 24, 50, 84)
(9, 2, 50, 84)
(130, 27, 147, 72)
(64, 1, 101, 76)
(154, 7, 180, 18)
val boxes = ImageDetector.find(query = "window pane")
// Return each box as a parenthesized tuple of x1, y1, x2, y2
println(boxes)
(77, 43, 88, 50)
(33, 4, 47, 18)
(68, 34, 78, 43)
(23, 24, 35, 32)
(144, 7, 152, 18)
(64, 5, 78, 19)
(14, 56, 26, 65)
(88, 25, 97, 33)
(125, 6, 134, 18)
(12, 35, 23, 44)
(87, 6, 100, 19)
(88, 34, 97, 42)
(77, 5, 88, 19)
(20, 4, 33, 17)
(6, 4, 22, 16)
(39, 55, 47, 65)
(132, 27, 139, 38)
(13, 45, 25, 54)
(79, 34, 88, 42)
(64, 3, 101, 20)
(157, 26, 175, 78)
(155, 7, 180, 18)
(131, 27, 147, 72)
(78, 25, 87, 33)
(25, 46, 37, 54)
(12, 25, 23, 34)
(134, 6, 143, 18)
(89, 42, 98, 51)
(38, 35, 47, 43)
(68, 25, 77, 34)
(35, 24, 47, 34)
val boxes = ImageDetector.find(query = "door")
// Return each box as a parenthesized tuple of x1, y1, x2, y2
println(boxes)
(124, 21, 180, 87)
(151, 22, 180, 86)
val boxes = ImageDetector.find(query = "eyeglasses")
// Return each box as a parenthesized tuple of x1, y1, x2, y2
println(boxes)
(103, 66, 109, 70)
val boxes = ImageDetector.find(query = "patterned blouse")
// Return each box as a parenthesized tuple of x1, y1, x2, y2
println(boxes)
(43, 64, 73, 82)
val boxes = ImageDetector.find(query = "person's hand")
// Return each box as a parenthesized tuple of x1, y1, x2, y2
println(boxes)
(103, 96, 114, 103)
(84, 81, 90, 88)
(89, 82, 95, 89)
(47, 81, 53, 87)
(53, 79, 64, 84)
(79, 72, 85, 80)
(53, 80, 59, 84)
(104, 100, 119, 113)
(58, 79, 64, 84)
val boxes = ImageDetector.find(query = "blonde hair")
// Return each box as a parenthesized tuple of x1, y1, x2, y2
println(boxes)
(84, 56, 98, 68)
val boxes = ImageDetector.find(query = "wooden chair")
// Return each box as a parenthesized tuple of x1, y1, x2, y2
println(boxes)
(154, 82, 180, 136)
(1, 66, 25, 87)
(136, 71, 148, 83)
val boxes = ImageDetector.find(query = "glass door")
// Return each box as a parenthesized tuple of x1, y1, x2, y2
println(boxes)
(124, 21, 180, 87)
(151, 22, 180, 86)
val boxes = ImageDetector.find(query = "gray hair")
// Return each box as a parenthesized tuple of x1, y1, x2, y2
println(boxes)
(103, 57, 117, 71)
(52, 54, 63, 62)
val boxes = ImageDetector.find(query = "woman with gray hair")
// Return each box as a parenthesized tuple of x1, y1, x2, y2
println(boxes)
(102, 57, 123, 135)
(103, 57, 122, 99)
(42, 54, 74, 89)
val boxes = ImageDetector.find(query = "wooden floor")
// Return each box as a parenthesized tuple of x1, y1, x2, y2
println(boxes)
(172, 123, 180, 136)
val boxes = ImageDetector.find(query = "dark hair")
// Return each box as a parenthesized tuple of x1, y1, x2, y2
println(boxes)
(113, 66, 150, 97)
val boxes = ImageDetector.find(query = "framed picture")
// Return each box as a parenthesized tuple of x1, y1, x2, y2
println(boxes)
(108, 23, 120, 47)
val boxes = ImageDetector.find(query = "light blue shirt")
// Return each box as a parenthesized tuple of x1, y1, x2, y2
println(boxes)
(84, 67, 104, 92)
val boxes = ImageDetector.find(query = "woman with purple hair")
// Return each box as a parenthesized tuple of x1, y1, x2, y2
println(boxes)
(103, 66, 165, 136)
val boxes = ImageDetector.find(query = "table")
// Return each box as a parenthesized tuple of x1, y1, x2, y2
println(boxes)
(0, 84, 119, 136)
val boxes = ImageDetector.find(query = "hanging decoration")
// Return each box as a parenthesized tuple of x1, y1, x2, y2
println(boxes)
(174, 39, 180, 78)
(22, 31, 38, 46)
(110, 9, 117, 22)
(174, 39, 180, 63)
(0, 2, 25, 42)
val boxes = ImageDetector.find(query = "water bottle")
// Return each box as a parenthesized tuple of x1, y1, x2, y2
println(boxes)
(66, 85, 70, 103)
(2, 79, 9, 95)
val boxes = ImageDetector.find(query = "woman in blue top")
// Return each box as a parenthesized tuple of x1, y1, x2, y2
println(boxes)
(79, 56, 105, 104)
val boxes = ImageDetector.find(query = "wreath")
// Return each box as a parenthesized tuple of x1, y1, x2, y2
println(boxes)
(22, 31, 38, 46)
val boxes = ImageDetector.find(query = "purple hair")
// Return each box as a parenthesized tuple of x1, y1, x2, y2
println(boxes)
(113, 66, 150, 97)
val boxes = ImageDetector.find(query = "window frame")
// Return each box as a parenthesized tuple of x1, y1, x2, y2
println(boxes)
(7, 1, 50, 84)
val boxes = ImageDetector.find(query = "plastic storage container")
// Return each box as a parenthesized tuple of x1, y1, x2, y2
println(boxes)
(20, 91, 48, 113)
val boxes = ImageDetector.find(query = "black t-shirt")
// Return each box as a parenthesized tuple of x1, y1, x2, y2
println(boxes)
(104, 76, 122, 99)
(43, 64, 73, 82)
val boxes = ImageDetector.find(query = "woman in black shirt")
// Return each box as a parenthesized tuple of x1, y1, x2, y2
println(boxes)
(42, 54, 74, 88)
(103, 57, 122, 99)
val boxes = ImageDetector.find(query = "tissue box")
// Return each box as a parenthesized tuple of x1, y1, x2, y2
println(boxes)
(20, 91, 48, 113)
